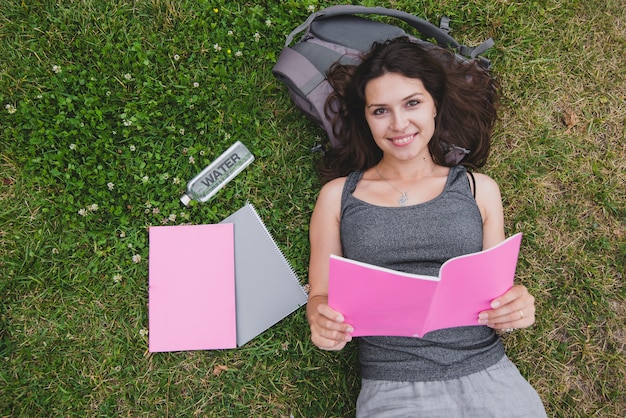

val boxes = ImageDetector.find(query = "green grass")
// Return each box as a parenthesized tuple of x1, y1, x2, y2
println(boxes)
(1, 0, 624, 416)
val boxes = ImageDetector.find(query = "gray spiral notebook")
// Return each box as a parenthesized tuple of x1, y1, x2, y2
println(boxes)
(221, 202, 308, 346)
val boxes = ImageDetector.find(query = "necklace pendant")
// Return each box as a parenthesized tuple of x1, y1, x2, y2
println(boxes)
(398, 193, 408, 206)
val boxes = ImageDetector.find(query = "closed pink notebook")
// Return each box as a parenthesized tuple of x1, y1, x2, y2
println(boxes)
(328, 233, 522, 338)
(148, 223, 236, 352)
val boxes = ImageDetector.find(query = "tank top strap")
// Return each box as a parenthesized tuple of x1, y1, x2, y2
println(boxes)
(341, 171, 364, 207)
(446, 165, 472, 197)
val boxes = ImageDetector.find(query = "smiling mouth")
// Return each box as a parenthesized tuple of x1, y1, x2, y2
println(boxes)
(388, 134, 415, 145)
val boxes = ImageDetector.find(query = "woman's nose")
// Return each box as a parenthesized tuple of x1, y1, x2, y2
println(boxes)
(390, 111, 409, 131)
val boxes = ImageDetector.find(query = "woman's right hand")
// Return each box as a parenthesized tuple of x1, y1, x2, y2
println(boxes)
(307, 295, 354, 351)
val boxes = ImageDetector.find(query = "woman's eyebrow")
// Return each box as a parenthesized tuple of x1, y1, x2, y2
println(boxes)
(366, 92, 424, 109)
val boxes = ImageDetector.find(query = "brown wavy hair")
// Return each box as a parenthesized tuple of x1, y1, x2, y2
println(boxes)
(318, 37, 499, 183)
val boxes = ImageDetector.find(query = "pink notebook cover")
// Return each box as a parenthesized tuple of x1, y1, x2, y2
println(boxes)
(328, 233, 522, 338)
(148, 223, 236, 352)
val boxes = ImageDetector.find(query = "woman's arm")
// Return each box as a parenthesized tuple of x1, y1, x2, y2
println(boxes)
(474, 173, 537, 330)
(307, 178, 354, 350)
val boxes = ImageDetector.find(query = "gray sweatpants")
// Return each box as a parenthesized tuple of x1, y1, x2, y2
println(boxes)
(357, 356, 547, 417)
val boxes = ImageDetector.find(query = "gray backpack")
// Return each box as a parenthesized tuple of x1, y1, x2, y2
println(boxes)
(272, 5, 494, 148)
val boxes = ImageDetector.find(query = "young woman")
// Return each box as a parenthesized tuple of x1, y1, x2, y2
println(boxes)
(306, 38, 546, 417)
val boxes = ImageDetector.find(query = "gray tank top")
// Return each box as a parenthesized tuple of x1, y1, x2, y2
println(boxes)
(340, 165, 505, 382)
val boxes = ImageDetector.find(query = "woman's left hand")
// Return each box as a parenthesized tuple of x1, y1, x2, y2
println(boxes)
(478, 284, 536, 330)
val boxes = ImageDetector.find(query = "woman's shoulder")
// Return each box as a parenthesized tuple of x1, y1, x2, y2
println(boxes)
(321, 169, 365, 193)
(313, 176, 349, 220)
(467, 171, 502, 211)
(319, 176, 348, 198)
(470, 172, 500, 193)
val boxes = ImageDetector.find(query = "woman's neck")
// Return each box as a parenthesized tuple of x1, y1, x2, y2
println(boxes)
(376, 155, 439, 182)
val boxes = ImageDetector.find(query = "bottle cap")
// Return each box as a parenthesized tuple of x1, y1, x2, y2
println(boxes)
(180, 194, 192, 207)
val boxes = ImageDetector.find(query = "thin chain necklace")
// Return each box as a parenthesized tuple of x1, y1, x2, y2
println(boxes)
(375, 165, 433, 206)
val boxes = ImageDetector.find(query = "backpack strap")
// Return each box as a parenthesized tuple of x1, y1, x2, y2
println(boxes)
(460, 38, 495, 70)
(285, 5, 460, 50)
(285, 5, 494, 62)
(439, 16, 451, 34)
(273, 46, 326, 97)
(467, 171, 476, 199)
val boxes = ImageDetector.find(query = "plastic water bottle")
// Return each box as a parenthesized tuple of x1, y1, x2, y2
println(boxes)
(180, 141, 254, 206)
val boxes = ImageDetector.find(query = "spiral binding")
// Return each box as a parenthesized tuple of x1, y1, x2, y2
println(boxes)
(247, 202, 307, 294)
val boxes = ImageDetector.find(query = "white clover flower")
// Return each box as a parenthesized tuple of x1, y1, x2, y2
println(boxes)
(139, 328, 148, 337)
(224, 133, 231, 140)
(228, 30, 234, 36)
(106, 91, 112, 96)
(254, 32, 261, 42)
(123, 119, 132, 127)
(173, 177, 180, 185)
(142, 176, 149, 183)
(123, 73, 132, 80)
(119, 231, 126, 238)
(307, 5, 316, 12)
(152, 207, 160, 215)
(213, 43, 222, 52)
(173, 54, 180, 61)
(107, 182, 115, 191)
(113, 274, 122, 284)
(179, 128, 185, 135)
(132, 254, 142, 263)
(265, 19, 272, 27)
(78, 208, 87, 216)
(52, 248, 59, 255)
(129, 145, 136, 152)
(189, 156, 195, 164)
(89, 204, 99, 211)
(52, 65, 62, 74)
(5, 104, 16, 114)
(235, 51, 243, 57)
(168, 213, 177, 222)
(193, 82, 199, 88)
(69, 143, 77, 150)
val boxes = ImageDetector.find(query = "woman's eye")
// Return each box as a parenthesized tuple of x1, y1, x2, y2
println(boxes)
(407, 99, 420, 107)
(373, 108, 386, 116)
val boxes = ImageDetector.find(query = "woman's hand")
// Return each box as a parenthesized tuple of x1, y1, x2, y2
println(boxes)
(307, 295, 354, 351)
(478, 285, 536, 330)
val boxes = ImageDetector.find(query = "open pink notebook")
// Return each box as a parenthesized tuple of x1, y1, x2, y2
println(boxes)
(328, 233, 522, 338)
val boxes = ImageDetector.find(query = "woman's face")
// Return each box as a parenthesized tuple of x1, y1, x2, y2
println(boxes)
(364, 72, 437, 162)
